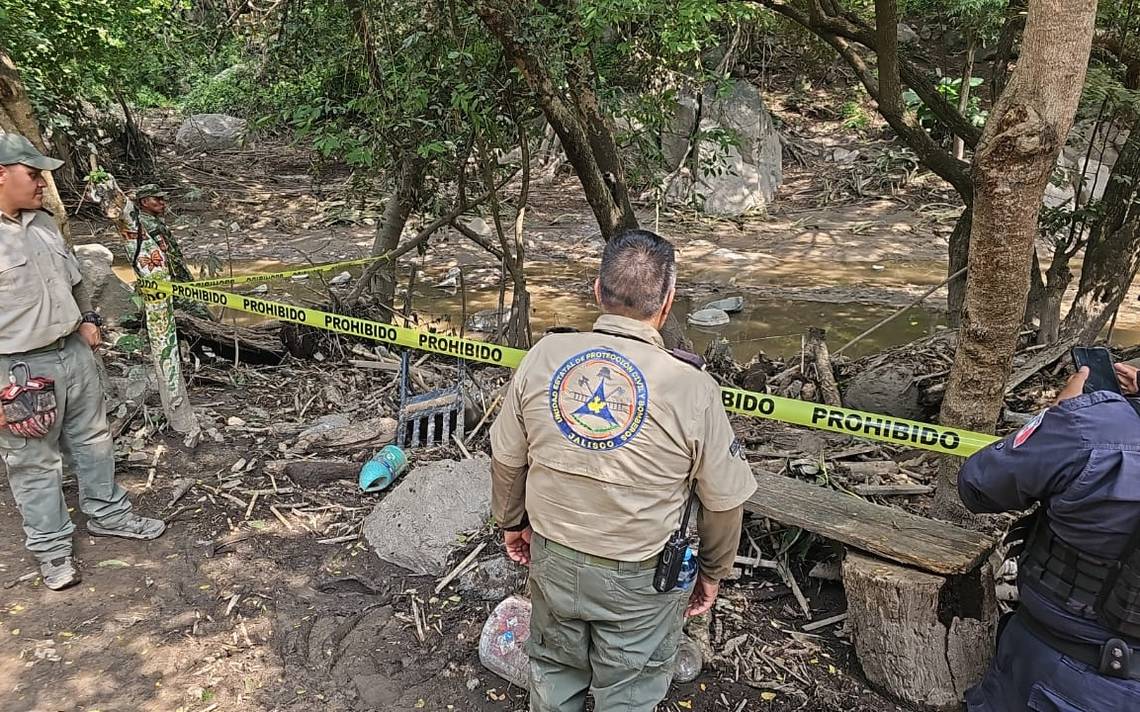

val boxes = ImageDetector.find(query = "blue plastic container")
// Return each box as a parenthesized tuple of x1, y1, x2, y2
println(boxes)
(358, 444, 409, 492)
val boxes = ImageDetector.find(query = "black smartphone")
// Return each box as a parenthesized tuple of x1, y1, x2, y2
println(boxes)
(1071, 346, 1122, 395)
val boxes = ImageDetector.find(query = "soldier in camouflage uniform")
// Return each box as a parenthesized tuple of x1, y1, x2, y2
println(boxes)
(133, 185, 193, 283)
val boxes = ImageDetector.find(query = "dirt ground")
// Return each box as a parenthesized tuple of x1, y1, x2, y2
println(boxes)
(0, 364, 907, 712)
(4, 83, 1135, 712)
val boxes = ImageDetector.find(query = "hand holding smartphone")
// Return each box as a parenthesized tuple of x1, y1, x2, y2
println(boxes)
(1071, 346, 1122, 395)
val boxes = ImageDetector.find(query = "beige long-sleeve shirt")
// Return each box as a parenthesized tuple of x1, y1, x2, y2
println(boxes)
(490, 313, 756, 576)
(0, 210, 86, 354)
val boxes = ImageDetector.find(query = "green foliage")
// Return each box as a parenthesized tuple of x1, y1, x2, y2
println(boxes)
(840, 100, 871, 130)
(902, 0, 1007, 41)
(0, 0, 192, 119)
(903, 77, 987, 138)
(1080, 66, 1140, 116)
(114, 333, 145, 355)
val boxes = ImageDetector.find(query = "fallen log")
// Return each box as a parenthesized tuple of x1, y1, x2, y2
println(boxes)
(175, 312, 286, 365)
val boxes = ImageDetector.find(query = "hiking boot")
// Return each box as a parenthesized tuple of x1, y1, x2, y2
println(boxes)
(87, 514, 166, 540)
(41, 557, 80, 591)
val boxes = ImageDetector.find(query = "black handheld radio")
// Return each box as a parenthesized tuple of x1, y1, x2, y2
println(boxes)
(654, 488, 697, 593)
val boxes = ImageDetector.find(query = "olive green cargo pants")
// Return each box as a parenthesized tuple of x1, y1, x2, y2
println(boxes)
(0, 334, 132, 562)
(528, 533, 686, 712)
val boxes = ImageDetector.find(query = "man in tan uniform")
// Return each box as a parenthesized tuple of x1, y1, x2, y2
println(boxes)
(0, 134, 165, 591)
(491, 229, 756, 711)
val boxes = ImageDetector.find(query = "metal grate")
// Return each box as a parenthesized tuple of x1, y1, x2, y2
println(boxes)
(396, 350, 465, 449)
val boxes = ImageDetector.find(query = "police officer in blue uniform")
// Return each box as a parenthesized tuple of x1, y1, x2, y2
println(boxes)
(959, 361, 1140, 711)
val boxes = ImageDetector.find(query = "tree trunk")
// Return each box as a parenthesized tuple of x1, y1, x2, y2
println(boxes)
(566, 56, 637, 234)
(933, 0, 1097, 522)
(470, 0, 636, 239)
(955, 39, 977, 161)
(370, 154, 426, 320)
(1036, 248, 1073, 345)
(946, 206, 973, 326)
(843, 552, 996, 709)
(874, 0, 902, 118)
(0, 52, 71, 241)
(1061, 112, 1140, 342)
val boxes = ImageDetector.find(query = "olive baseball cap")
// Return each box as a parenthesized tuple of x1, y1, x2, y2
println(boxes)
(0, 134, 64, 170)
(135, 184, 170, 199)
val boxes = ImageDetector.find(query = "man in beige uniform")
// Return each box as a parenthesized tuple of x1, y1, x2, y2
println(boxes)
(0, 134, 165, 591)
(491, 229, 756, 711)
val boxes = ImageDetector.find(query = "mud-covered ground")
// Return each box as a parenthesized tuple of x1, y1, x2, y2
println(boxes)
(0, 356, 908, 712)
(4, 77, 1135, 712)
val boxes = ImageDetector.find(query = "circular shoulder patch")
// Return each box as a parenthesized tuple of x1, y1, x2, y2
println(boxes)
(549, 348, 649, 451)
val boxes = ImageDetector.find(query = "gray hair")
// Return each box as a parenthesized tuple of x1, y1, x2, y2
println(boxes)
(598, 229, 677, 319)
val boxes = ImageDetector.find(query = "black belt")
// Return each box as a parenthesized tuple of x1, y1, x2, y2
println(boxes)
(1021, 611, 1140, 681)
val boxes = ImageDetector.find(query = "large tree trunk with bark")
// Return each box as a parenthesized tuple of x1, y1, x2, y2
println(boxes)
(370, 154, 426, 320)
(934, 0, 1097, 522)
(470, 0, 637, 239)
(0, 52, 71, 241)
(1061, 112, 1140, 342)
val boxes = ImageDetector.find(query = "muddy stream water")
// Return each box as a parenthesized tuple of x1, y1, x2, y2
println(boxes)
(114, 256, 1136, 361)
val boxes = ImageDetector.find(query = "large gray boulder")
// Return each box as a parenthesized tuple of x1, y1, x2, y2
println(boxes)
(175, 114, 248, 152)
(843, 363, 926, 422)
(664, 81, 782, 217)
(362, 455, 491, 576)
(75, 244, 138, 327)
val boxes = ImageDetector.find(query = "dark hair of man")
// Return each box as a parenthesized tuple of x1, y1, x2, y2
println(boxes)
(598, 229, 677, 319)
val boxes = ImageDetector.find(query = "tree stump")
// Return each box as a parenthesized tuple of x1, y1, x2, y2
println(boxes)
(842, 552, 996, 710)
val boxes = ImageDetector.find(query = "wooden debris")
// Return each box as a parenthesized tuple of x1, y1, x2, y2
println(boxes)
(744, 471, 996, 575)
(801, 612, 847, 632)
(317, 533, 359, 545)
(434, 541, 487, 595)
(776, 560, 811, 619)
(844, 461, 900, 478)
(452, 432, 473, 460)
(269, 505, 294, 531)
(851, 484, 933, 497)
(166, 478, 195, 510)
(806, 327, 842, 407)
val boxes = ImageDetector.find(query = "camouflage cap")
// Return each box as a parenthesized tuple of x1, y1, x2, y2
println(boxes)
(134, 184, 170, 199)
(0, 134, 64, 170)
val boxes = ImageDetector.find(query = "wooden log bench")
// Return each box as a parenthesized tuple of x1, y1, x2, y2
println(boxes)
(744, 471, 999, 710)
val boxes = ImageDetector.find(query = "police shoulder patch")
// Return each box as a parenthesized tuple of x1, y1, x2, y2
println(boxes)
(1012, 410, 1047, 449)
(729, 438, 747, 461)
(549, 348, 649, 451)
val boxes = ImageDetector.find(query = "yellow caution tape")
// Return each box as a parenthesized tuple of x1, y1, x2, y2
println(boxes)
(186, 255, 385, 288)
(141, 279, 527, 367)
(141, 279, 998, 457)
(721, 388, 997, 456)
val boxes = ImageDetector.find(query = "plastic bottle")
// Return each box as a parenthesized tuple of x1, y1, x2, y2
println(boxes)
(672, 634, 704, 683)
(479, 594, 532, 688)
(358, 444, 409, 492)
